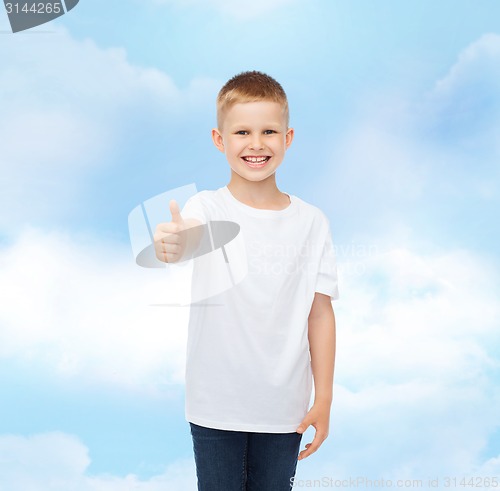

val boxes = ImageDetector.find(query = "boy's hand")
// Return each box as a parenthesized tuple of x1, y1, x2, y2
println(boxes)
(295, 400, 331, 461)
(153, 199, 187, 263)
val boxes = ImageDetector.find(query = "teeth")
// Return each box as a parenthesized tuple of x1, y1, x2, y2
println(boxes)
(244, 156, 268, 163)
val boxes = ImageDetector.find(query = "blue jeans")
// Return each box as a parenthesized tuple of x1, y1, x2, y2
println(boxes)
(190, 422, 303, 491)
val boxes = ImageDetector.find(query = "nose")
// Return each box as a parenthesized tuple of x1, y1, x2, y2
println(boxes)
(249, 134, 264, 150)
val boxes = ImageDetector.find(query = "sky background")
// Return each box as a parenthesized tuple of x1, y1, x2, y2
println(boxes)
(1, 0, 500, 489)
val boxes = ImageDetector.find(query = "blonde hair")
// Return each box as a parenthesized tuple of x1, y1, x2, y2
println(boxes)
(216, 70, 289, 131)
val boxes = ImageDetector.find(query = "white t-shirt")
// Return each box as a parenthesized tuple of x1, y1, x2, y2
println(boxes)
(180, 185, 339, 433)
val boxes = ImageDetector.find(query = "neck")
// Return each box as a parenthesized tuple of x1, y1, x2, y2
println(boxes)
(227, 172, 289, 207)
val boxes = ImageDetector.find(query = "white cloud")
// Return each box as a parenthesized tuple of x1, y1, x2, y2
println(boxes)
(291, 245, 500, 481)
(476, 454, 500, 478)
(0, 25, 220, 233)
(422, 32, 500, 155)
(336, 246, 500, 389)
(0, 224, 193, 393)
(150, 0, 299, 20)
(0, 432, 197, 491)
(431, 32, 500, 106)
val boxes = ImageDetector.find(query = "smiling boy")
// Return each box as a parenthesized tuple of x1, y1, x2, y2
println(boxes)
(154, 70, 339, 490)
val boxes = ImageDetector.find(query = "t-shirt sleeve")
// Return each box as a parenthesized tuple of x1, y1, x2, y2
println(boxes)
(180, 192, 207, 224)
(315, 220, 340, 301)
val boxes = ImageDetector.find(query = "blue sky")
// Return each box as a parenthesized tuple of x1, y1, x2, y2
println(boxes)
(1, 0, 500, 489)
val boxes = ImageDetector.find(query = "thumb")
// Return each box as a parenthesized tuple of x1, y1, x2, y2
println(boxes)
(296, 420, 309, 434)
(169, 199, 184, 225)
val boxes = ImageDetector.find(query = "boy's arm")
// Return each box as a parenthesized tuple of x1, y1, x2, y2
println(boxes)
(296, 292, 336, 460)
(308, 292, 336, 404)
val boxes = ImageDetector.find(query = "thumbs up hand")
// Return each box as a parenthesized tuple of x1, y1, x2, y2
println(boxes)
(153, 200, 202, 263)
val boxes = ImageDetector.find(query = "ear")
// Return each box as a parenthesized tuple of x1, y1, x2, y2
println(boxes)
(285, 127, 294, 149)
(212, 128, 225, 153)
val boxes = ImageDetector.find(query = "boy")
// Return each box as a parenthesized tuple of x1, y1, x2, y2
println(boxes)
(154, 70, 339, 490)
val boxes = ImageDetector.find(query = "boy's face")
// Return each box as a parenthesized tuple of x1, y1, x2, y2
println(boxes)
(212, 101, 294, 183)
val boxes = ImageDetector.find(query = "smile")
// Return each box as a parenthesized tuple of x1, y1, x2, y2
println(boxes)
(241, 156, 271, 168)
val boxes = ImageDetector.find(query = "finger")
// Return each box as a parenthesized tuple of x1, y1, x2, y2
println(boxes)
(299, 437, 322, 460)
(162, 242, 180, 254)
(159, 233, 180, 245)
(298, 443, 311, 461)
(169, 199, 184, 225)
(296, 421, 309, 434)
(298, 432, 324, 460)
(154, 239, 179, 263)
(163, 247, 180, 263)
(153, 235, 179, 257)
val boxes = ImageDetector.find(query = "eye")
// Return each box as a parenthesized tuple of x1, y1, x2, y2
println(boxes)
(264, 130, 277, 135)
(235, 130, 248, 135)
